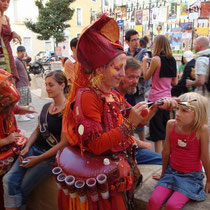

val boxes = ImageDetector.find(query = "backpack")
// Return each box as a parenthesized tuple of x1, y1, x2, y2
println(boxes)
(203, 54, 210, 92)
(135, 48, 152, 62)
(199, 54, 210, 92)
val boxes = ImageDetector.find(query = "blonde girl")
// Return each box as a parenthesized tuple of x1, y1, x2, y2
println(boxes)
(148, 92, 210, 210)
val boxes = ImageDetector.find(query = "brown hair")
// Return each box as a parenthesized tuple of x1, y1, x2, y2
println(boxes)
(125, 56, 141, 71)
(45, 70, 68, 94)
(153, 35, 173, 59)
(139, 36, 149, 48)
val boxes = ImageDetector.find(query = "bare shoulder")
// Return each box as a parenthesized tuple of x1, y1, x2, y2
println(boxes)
(4, 15, 10, 23)
(152, 56, 160, 62)
(151, 56, 161, 65)
(197, 124, 209, 140)
(167, 119, 175, 127)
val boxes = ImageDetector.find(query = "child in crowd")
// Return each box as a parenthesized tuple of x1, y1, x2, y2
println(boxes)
(148, 92, 210, 210)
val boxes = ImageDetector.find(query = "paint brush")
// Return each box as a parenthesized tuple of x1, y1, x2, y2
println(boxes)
(120, 101, 163, 112)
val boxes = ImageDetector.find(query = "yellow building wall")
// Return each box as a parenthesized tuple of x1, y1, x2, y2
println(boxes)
(68, 0, 101, 39)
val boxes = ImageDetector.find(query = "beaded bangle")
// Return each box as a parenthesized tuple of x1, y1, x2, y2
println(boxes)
(118, 118, 136, 137)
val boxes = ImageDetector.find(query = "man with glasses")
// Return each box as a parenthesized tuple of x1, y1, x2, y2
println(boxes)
(125, 29, 140, 57)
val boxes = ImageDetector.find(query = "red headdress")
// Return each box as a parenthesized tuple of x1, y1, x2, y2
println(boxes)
(63, 14, 124, 145)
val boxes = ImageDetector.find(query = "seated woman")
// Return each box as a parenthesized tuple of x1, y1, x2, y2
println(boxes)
(56, 15, 178, 210)
(3, 70, 68, 210)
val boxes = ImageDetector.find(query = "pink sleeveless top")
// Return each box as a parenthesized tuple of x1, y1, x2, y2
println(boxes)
(169, 122, 202, 173)
(148, 67, 172, 102)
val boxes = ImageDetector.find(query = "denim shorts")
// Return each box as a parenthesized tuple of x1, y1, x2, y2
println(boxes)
(3, 145, 55, 208)
(157, 165, 206, 201)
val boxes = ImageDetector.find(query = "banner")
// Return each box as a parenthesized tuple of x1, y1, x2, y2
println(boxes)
(188, 0, 200, 20)
(180, 2, 188, 18)
(115, 6, 127, 20)
(159, 7, 167, 22)
(135, 10, 143, 25)
(196, 27, 209, 35)
(168, 1, 177, 20)
(181, 38, 191, 51)
(181, 23, 193, 32)
(166, 33, 182, 51)
(153, 23, 164, 36)
(136, 25, 143, 37)
(200, 2, 210, 18)
(182, 32, 192, 39)
(143, 9, 149, 24)
(152, 8, 159, 23)
(171, 33, 182, 51)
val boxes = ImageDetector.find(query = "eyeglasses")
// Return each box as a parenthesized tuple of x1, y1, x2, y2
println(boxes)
(130, 38, 139, 42)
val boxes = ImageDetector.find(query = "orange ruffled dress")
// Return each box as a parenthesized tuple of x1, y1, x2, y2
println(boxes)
(59, 88, 139, 210)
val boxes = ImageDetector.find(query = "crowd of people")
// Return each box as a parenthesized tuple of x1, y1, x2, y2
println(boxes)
(0, 1, 209, 210)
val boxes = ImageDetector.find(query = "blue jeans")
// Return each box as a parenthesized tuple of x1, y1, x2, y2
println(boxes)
(3, 145, 54, 208)
(136, 148, 162, 165)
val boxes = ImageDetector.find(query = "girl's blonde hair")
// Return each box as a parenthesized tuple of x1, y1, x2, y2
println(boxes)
(153, 35, 173, 59)
(179, 92, 208, 131)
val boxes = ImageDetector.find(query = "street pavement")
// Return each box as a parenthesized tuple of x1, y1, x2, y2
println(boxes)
(16, 91, 51, 138)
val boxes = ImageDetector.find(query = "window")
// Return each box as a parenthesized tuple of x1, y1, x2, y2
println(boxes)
(13, 0, 22, 23)
(23, 37, 32, 56)
(91, 9, 96, 22)
(76, 33, 81, 38)
(92, 0, 96, 2)
(105, 0, 109, 6)
(76, 8, 82, 26)
(45, 41, 52, 52)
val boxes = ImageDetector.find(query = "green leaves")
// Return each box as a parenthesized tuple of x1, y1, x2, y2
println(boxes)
(24, 0, 75, 45)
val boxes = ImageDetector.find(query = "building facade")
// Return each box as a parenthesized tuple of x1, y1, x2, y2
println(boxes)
(67, 0, 102, 39)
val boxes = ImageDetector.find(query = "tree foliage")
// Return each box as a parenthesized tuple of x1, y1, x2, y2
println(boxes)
(25, 0, 75, 45)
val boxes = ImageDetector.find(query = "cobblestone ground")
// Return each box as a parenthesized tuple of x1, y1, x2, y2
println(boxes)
(16, 92, 51, 137)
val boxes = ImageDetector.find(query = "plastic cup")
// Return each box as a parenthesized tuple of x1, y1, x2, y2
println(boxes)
(96, 174, 109, 199)
(7, 157, 14, 163)
(75, 180, 87, 202)
(65, 175, 76, 198)
(52, 167, 62, 178)
(96, 174, 107, 185)
(86, 178, 98, 202)
(57, 173, 66, 189)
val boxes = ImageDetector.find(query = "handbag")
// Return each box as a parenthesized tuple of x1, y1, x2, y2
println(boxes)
(39, 102, 59, 147)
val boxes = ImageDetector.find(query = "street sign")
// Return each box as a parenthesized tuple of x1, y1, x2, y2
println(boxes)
(117, 20, 124, 27)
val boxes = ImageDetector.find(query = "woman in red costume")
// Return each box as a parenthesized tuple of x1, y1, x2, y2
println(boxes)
(0, 0, 22, 81)
(56, 15, 177, 210)
(0, 69, 34, 209)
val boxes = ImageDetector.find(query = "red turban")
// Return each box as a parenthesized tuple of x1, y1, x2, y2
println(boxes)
(77, 14, 124, 70)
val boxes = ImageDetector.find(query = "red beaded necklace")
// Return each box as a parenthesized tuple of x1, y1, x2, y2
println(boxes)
(51, 100, 66, 113)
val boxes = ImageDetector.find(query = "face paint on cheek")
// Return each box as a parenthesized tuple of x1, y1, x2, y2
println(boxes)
(110, 63, 123, 75)
(110, 63, 118, 74)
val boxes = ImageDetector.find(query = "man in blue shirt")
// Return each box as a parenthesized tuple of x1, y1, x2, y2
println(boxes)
(125, 29, 140, 57)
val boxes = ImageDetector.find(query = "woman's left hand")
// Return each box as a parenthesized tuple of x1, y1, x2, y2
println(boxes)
(21, 156, 42, 168)
(12, 31, 22, 44)
(142, 56, 151, 63)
